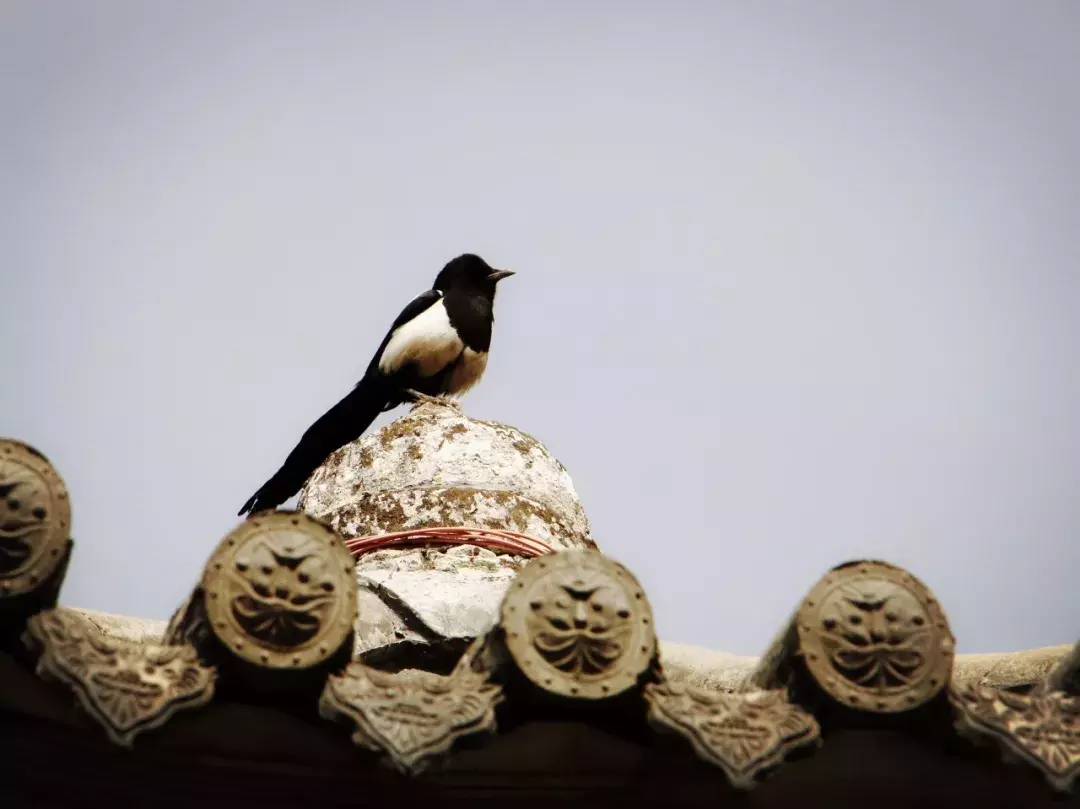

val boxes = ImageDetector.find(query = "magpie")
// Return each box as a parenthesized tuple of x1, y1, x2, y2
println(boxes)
(238, 253, 514, 516)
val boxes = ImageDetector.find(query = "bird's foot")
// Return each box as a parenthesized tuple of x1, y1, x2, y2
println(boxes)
(405, 390, 462, 411)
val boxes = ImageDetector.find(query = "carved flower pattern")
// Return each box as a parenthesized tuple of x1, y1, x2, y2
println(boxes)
(952, 683, 1080, 792)
(526, 568, 632, 677)
(25, 607, 215, 746)
(202, 515, 357, 669)
(320, 641, 502, 774)
(226, 537, 337, 648)
(798, 563, 954, 711)
(646, 681, 820, 789)
(0, 440, 68, 589)
(501, 551, 656, 699)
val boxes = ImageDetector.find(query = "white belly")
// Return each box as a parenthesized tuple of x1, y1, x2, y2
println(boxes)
(448, 347, 489, 396)
(378, 299, 465, 377)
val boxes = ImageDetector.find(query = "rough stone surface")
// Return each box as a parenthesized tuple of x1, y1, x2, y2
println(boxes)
(298, 402, 592, 548)
(68, 607, 1074, 694)
(354, 545, 526, 649)
(952, 644, 1071, 690)
(296, 402, 595, 660)
(659, 641, 760, 693)
(72, 607, 168, 644)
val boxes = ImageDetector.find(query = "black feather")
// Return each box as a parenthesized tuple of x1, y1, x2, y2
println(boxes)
(237, 375, 390, 515)
(237, 254, 511, 516)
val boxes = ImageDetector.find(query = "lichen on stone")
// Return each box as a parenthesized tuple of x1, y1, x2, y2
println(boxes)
(439, 422, 469, 449)
(299, 402, 592, 548)
(295, 402, 594, 661)
(358, 445, 375, 469)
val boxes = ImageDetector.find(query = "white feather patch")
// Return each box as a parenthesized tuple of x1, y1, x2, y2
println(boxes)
(448, 347, 489, 396)
(378, 298, 465, 376)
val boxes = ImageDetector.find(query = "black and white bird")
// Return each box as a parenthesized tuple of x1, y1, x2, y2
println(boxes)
(238, 253, 514, 516)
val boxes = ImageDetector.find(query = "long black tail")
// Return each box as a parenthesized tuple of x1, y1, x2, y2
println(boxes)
(238, 376, 390, 516)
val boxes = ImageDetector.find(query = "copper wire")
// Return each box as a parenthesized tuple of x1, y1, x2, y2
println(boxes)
(345, 526, 554, 559)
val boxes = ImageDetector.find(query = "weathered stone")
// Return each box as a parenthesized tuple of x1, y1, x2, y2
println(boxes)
(321, 488, 585, 549)
(299, 402, 592, 548)
(63, 608, 1075, 694)
(296, 402, 595, 666)
(74, 607, 167, 644)
(659, 641, 759, 693)
(954, 644, 1072, 691)
(352, 587, 427, 654)
(355, 545, 526, 649)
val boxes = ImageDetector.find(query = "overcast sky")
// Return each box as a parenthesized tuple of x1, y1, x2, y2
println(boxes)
(3, 1, 1078, 655)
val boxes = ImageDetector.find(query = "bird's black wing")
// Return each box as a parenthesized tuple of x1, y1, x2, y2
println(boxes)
(237, 289, 442, 516)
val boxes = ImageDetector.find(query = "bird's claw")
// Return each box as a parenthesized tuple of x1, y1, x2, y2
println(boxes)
(405, 390, 462, 411)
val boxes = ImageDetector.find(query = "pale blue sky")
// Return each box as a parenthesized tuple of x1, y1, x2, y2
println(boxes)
(3, 1, 1078, 654)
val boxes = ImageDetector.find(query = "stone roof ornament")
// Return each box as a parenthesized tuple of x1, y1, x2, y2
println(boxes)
(24, 606, 215, 746)
(644, 682, 821, 789)
(0, 439, 73, 644)
(795, 560, 955, 713)
(165, 511, 358, 699)
(500, 550, 656, 700)
(0, 431, 1077, 802)
(950, 639, 1080, 793)
(319, 636, 502, 774)
(744, 560, 957, 712)
(298, 401, 595, 669)
(299, 401, 592, 546)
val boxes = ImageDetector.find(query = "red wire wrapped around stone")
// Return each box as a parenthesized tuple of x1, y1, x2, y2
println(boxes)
(344, 526, 554, 559)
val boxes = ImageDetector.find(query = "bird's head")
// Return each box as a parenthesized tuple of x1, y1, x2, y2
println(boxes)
(434, 254, 514, 297)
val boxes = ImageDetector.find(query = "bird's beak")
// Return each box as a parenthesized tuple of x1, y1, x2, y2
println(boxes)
(487, 269, 515, 283)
